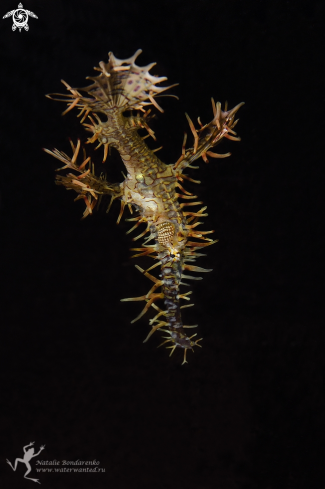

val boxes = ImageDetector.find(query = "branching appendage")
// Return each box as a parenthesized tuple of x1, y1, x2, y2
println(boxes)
(44, 49, 244, 364)
(43, 139, 122, 218)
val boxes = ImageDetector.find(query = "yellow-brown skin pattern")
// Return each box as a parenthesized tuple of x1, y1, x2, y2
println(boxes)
(45, 50, 243, 363)
(93, 111, 187, 231)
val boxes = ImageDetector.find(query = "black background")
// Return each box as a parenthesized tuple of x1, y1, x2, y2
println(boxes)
(1, 1, 324, 488)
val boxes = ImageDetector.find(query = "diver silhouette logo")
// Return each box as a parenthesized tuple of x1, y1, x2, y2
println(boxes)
(7, 441, 45, 484)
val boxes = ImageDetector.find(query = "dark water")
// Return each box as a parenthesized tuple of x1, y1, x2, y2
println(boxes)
(0, 1, 324, 487)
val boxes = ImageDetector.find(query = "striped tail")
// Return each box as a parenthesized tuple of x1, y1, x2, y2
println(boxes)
(121, 231, 216, 365)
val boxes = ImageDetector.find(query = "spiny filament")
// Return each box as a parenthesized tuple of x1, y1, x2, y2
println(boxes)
(44, 49, 243, 364)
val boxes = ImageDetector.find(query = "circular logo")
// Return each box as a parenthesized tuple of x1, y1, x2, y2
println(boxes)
(13, 8, 28, 30)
